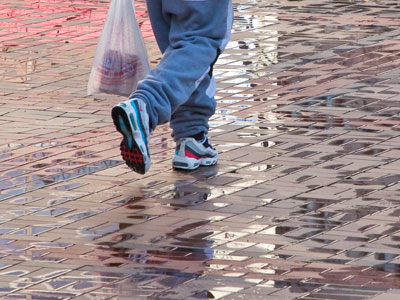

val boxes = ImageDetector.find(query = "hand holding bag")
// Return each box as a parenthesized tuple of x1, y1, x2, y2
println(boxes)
(88, 0, 150, 97)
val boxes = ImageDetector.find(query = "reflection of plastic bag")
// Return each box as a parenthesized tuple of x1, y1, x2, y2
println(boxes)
(88, 0, 150, 97)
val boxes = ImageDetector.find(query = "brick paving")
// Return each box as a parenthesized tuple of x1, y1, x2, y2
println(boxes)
(1, 0, 400, 299)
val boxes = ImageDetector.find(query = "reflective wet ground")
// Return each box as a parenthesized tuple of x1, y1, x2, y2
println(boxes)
(1, 0, 400, 299)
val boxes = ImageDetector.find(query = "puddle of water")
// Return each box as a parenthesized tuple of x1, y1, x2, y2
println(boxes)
(54, 182, 84, 191)
(373, 263, 400, 273)
(251, 140, 277, 148)
(328, 139, 353, 146)
(374, 253, 398, 261)
(248, 164, 276, 172)
(60, 161, 85, 166)
(357, 148, 386, 156)
(34, 207, 72, 217)
(0, 228, 14, 234)
(34, 141, 63, 148)
(340, 206, 384, 222)
(67, 210, 101, 221)
(9, 196, 41, 204)
(51, 158, 69, 164)
(9, 151, 52, 163)
(345, 250, 370, 258)
(44, 168, 70, 173)
(31, 242, 73, 249)
(0, 153, 14, 160)
(259, 226, 297, 235)
(0, 170, 26, 181)
(12, 226, 53, 236)
(47, 195, 82, 206)
(30, 163, 51, 169)
(300, 217, 343, 227)
(0, 143, 23, 151)
(73, 150, 99, 158)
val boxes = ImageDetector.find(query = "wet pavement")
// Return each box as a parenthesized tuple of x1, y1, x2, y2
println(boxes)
(1, 0, 400, 299)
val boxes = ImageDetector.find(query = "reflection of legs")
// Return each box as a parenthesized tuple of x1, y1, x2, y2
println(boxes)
(110, 0, 171, 174)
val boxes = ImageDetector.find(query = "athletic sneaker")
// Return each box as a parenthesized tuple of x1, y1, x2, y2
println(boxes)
(111, 98, 151, 174)
(172, 137, 218, 170)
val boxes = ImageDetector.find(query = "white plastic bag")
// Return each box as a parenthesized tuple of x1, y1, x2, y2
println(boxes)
(87, 0, 150, 97)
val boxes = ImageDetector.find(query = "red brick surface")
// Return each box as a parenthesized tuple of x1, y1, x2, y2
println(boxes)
(1, 0, 400, 299)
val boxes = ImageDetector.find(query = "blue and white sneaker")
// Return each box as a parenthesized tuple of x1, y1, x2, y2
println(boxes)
(172, 137, 218, 170)
(111, 98, 151, 174)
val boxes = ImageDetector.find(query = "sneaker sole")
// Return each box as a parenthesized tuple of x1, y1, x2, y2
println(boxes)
(172, 155, 218, 170)
(111, 104, 150, 174)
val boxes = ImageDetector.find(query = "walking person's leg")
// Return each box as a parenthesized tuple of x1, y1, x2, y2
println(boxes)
(111, 0, 169, 174)
(112, 0, 233, 174)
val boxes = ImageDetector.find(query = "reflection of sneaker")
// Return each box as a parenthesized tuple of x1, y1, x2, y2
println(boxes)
(172, 137, 218, 170)
(111, 98, 150, 174)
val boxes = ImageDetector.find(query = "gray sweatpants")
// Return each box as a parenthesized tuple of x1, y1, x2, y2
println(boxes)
(131, 0, 233, 141)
